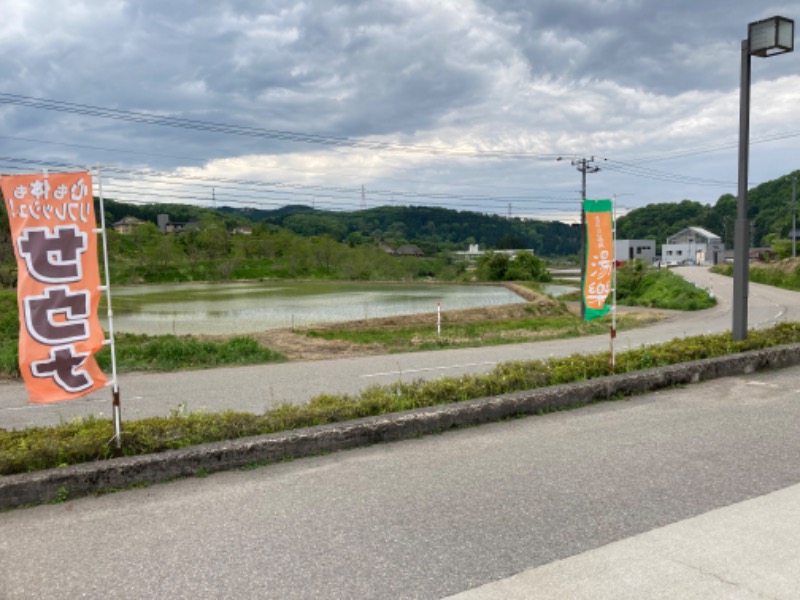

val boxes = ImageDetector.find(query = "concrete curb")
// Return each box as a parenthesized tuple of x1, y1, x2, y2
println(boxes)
(3, 343, 800, 510)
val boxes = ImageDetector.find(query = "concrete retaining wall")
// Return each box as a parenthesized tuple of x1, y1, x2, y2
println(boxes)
(3, 343, 800, 510)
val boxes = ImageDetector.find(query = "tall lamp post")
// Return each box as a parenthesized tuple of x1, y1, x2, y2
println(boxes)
(792, 176, 797, 259)
(733, 16, 794, 341)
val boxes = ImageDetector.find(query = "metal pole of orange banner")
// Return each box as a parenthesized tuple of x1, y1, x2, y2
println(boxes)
(95, 168, 122, 455)
(610, 194, 617, 373)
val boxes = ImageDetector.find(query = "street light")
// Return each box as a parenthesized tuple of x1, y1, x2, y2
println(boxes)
(792, 176, 797, 259)
(732, 15, 794, 341)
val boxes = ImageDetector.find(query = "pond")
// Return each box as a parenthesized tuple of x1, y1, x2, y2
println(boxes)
(101, 281, 526, 335)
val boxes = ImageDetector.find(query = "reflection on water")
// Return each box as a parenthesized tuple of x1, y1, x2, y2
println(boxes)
(539, 284, 579, 297)
(102, 281, 525, 335)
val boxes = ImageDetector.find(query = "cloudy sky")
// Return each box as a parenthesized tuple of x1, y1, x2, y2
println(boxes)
(1, 0, 798, 222)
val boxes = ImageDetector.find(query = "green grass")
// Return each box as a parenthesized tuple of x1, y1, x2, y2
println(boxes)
(96, 333, 285, 372)
(3, 321, 800, 476)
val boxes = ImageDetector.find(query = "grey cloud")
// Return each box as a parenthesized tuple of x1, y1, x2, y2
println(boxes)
(0, 0, 797, 213)
(485, 0, 774, 94)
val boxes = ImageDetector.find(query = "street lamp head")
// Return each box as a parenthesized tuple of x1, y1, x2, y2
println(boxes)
(748, 16, 794, 57)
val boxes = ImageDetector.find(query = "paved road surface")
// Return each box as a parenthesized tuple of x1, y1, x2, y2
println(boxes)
(2, 266, 799, 428)
(3, 366, 800, 598)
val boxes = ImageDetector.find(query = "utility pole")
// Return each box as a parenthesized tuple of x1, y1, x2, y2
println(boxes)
(560, 156, 601, 319)
(361, 185, 366, 209)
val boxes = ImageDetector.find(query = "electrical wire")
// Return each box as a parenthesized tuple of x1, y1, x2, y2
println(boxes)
(7, 89, 796, 206)
(0, 155, 578, 214)
(600, 159, 737, 187)
(0, 92, 561, 160)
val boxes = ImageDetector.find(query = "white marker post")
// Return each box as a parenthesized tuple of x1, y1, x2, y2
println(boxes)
(610, 194, 617, 373)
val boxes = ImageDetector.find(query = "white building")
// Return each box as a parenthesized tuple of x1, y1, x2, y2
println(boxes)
(615, 239, 656, 263)
(452, 244, 535, 264)
(662, 227, 724, 265)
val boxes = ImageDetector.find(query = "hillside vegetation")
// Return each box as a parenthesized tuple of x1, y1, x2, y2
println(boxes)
(617, 169, 800, 251)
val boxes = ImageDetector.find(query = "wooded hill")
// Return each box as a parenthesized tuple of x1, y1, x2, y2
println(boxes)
(111, 166, 800, 255)
(92, 200, 581, 257)
(217, 204, 580, 256)
(617, 170, 800, 250)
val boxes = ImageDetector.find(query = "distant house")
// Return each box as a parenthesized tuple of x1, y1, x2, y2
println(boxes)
(452, 244, 535, 264)
(452, 244, 484, 263)
(232, 226, 253, 235)
(615, 239, 656, 263)
(394, 244, 425, 257)
(157, 213, 198, 234)
(662, 226, 724, 265)
(112, 216, 147, 234)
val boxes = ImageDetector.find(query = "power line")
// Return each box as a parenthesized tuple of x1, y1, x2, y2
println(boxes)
(615, 129, 800, 164)
(0, 155, 575, 202)
(0, 155, 577, 214)
(0, 92, 560, 160)
(601, 159, 737, 187)
(0, 134, 574, 198)
(2, 94, 786, 194)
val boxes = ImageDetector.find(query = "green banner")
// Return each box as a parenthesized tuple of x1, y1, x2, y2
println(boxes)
(583, 199, 614, 321)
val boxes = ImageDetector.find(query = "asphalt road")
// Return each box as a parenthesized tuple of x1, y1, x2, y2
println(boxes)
(2, 266, 800, 429)
(3, 365, 800, 598)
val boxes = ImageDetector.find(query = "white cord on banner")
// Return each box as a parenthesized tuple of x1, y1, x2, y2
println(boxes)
(95, 167, 119, 389)
(95, 166, 122, 451)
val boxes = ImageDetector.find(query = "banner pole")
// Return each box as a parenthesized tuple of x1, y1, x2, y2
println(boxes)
(610, 194, 617, 373)
(95, 167, 122, 455)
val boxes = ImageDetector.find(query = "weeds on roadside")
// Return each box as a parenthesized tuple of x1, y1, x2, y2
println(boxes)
(3, 322, 800, 476)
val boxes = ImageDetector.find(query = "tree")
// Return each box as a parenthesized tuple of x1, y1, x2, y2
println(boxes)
(311, 236, 341, 275)
(196, 215, 229, 260)
(476, 252, 510, 281)
(506, 251, 551, 282)
(143, 233, 187, 278)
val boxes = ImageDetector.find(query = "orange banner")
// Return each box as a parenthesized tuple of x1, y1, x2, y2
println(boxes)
(1, 172, 107, 403)
(583, 199, 614, 321)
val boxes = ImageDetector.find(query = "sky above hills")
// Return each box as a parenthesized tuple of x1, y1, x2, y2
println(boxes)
(1, 1, 798, 222)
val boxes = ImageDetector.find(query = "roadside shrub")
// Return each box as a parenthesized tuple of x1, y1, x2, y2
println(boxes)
(616, 264, 715, 310)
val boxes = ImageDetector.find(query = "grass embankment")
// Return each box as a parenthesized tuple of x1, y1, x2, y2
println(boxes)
(2, 322, 799, 476)
(299, 294, 659, 353)
(713, 258, 800, 291)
